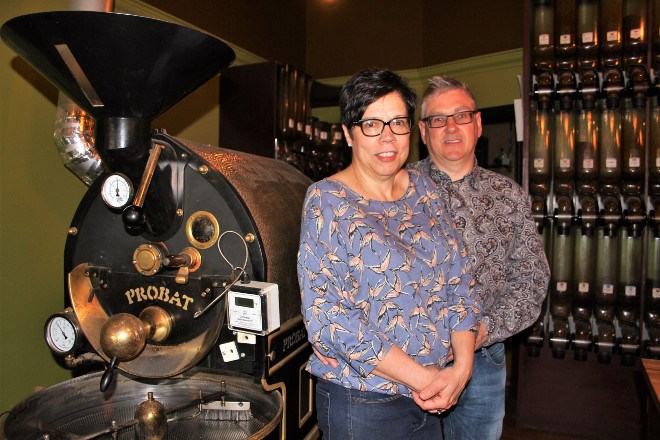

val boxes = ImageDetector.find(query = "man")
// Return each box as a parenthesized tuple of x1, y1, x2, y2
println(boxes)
(409, 75, 550, 439)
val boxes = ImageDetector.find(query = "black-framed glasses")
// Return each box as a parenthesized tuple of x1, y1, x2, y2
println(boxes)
(422, 110, 478, 128)
(352, 117, 412, 137)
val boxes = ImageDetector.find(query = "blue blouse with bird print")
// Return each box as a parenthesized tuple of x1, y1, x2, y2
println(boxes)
(297, 169, 480, 396)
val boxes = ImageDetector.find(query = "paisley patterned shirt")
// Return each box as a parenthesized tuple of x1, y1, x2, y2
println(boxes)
(409, 158, 550, 345)
(298, 169, 480, 396)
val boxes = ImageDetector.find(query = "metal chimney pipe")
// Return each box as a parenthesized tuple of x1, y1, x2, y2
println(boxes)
(53, 0, 114, 185)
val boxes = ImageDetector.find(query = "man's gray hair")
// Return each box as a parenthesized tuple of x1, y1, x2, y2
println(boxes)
(421, 75, 478, 116)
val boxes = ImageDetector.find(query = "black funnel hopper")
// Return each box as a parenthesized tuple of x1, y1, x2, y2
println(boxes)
(1, 11, 236, 169)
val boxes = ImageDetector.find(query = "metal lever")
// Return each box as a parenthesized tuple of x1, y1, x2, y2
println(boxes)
(162, 248, 201, 284)
(122, 144, 163, 229)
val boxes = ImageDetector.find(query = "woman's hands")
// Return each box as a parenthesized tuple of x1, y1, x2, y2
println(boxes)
(311, 338, 475, 414)
(414, 330, 476, 412)
(412, 362, 472, 413)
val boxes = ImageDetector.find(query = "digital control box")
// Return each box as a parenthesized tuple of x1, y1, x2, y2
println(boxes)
(227, 281, 280, 335)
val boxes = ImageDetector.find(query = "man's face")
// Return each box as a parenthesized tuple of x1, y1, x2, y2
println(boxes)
(418, 89, 482, 171)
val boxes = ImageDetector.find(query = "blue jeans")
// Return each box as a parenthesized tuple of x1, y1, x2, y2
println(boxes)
(316, 378, 442, 440)
(442, 342, 507, 440)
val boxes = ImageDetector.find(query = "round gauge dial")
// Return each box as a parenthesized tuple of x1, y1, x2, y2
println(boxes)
(101, 173, 134, 209)
(44, 311, 83, 356)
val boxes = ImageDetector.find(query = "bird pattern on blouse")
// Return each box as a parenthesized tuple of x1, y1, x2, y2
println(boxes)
(297, 170, 480, 395)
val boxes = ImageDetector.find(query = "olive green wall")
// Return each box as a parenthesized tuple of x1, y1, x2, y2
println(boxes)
(0, 0, 521, 412)
(1, 0, 82, 411)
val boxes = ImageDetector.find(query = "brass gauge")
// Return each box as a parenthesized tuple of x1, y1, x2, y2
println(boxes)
(101, 173, 134, 209)
(44, 308, 84, 356)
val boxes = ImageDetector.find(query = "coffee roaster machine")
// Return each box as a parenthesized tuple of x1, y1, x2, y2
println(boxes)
(0, 11, 317, 440)
(516, 1, 660, 438)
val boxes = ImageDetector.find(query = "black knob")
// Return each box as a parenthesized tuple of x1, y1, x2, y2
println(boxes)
(123, 205, 145, 229)
(100, 356, 118, 392)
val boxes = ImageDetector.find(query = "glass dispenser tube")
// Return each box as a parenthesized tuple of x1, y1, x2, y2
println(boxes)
(311, 121, 332, 180)
(622, 97, 646, 181)
(617, 227, 643, 363)
(650, 95, 660, 185)
(288, 67, 300, 142)
(534, 0, 556, 72)
(526, 220, 553, 356)
(598, 99, 622, 183)
(593, 222, 619, 363)
(281, 64, 294, 141)
(550, 222, 573, 359)
(530, 103, 553, 183)
(599, 0, 623, 68)
(329, 123, 349, 174)
(576, 106, 599, 181)
(555, 0, 577, 71)
(571, 214, 596, 360)
(554, 108, 576, 181)
(293, 71, 308, 140)
(622, 0, 648, 67)
(275, 64, 292, 162)
(577, 0, 599, 71)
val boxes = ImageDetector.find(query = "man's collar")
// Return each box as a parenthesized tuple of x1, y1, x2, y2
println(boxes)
(426, 157, 480, 187)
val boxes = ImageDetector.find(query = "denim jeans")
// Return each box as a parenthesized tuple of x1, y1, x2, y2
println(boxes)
(442, 342, 507, 440)
(315, 378, 442, 440)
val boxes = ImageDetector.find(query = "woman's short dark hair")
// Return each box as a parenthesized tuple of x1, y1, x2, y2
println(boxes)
(339, 68, 417, 137)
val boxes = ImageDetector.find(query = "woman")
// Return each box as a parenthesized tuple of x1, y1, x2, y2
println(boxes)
(297, 68, 480, 440)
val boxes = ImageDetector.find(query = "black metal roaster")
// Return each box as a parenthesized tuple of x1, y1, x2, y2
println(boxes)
(1, 11, 314, 440)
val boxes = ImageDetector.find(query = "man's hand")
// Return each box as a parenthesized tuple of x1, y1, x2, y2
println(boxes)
(475, 323, 488, 350)
(312, 345, 339, 368)
(443, 323, 487, 363)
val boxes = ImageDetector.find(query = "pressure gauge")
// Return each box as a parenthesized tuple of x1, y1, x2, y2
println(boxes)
(44, 308, 84, 356)
(101, 173, 134, 209)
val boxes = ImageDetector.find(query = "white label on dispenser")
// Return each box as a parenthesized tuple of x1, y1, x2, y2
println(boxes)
(583, 159, 594, 169)
(625, 286, 636, 296)
(653, 288, 660, 299)
(334, 132, 342, 141)
(321, 131, 328, 140)
(534, 158, 545, 168)
(656, 156, 660, 167)
(607, 30, 619, 41)
(288, 118, 295, 129)
(629, 157, 641, 168)
(560, 34, 571, 44)
(603, 284, 614, 294)
(560, 158, 571, 168)
(297, 122, 303, 132)
(606, 157, 617, 168)
(539, 34, 550, 45)
(578, 282, 590, 293)
(630, 28, 641, 39)
(582, 32, 594, 43)
(556, 281, 567, 292)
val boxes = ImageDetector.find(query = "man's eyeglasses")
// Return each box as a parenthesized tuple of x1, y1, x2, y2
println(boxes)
(421, 110, 478, 128)
(352, 117, 412, 137)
